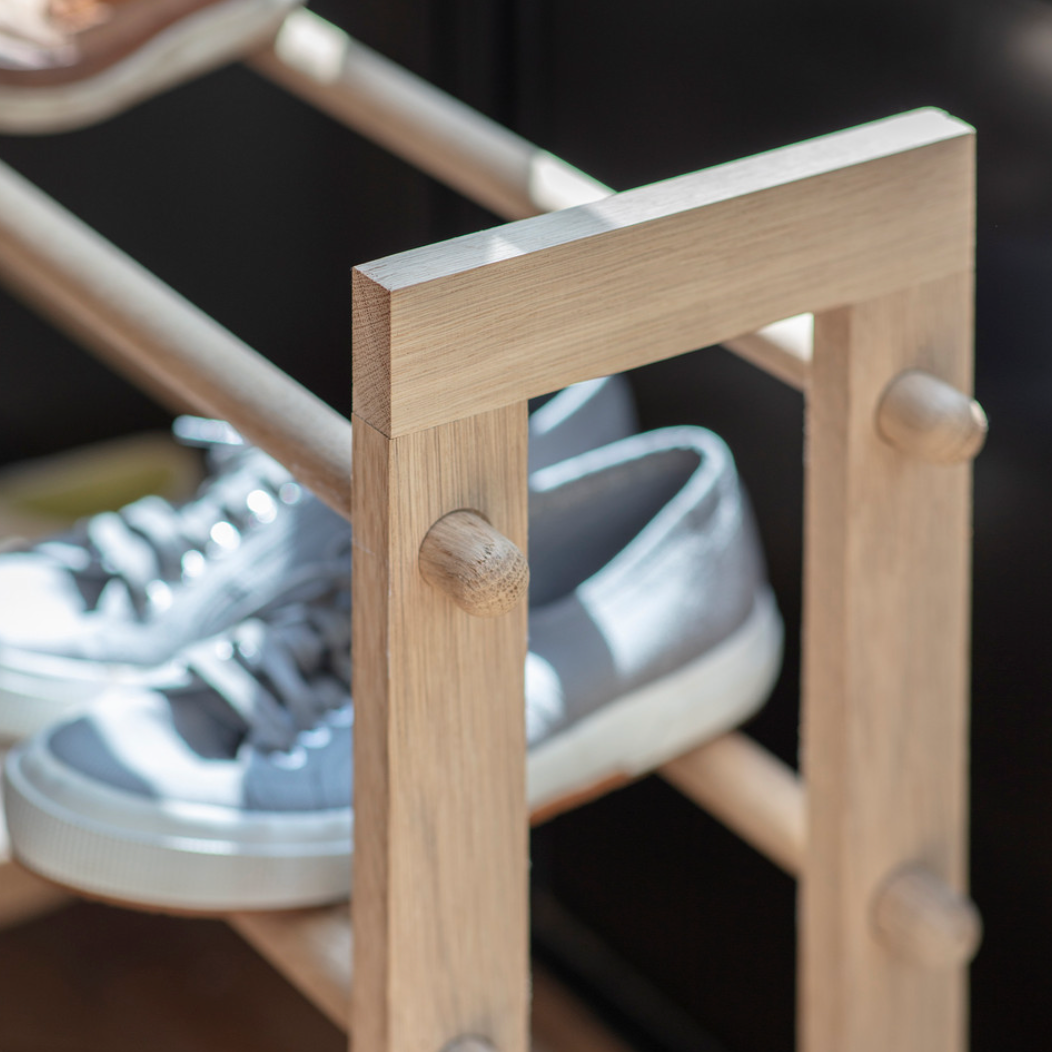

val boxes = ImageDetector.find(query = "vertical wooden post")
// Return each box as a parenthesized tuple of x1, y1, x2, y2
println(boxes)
(801, 270, 975, 1052)
(351, 402, 530, 1052)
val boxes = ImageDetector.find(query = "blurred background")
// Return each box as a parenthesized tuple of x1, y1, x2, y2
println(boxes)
(0, 1, 1049, 1048)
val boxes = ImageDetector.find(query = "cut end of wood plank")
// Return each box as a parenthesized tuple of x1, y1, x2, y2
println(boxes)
(419, 509, 529, 617)
(876, 369, 987, 463)
(872, 865, 983, 967)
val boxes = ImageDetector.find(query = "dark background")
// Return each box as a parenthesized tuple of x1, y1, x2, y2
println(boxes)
(1, 1, 1050, 1049)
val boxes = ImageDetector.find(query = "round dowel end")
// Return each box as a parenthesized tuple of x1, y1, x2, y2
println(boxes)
(873, 866, 983, 967)
(876, 370, 987, 464)
(419, 509, 529, 618)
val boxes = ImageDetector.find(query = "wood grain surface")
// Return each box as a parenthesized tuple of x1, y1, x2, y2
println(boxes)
(353, 110, 972, 437)
(801, 270, 975, 1052)
(351, 407, 530, 1052)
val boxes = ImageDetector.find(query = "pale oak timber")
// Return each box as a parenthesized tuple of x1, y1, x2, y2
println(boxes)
(0, 161, 353, 521)
(419, 510, 530, 618)
(876, 369, 988, 463)
(351, 409, 529, 1052)
(353, 110, 972, 436)
(802, 271, 975, 1052)
(349, 111, 976, 1052)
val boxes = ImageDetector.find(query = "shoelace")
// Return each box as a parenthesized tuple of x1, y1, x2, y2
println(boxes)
(185, 580, 351, 755)
(31, 419, 295, 616)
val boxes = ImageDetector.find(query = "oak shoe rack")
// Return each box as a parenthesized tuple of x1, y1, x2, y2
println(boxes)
(0, 10, 985, 1052)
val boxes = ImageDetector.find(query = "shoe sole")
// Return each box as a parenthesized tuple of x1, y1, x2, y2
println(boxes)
(0, 0, 301, 134)
(527, 587, 783, 821)
(2, 589, 781, 912)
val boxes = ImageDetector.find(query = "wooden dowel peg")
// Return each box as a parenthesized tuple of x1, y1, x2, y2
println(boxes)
(876, 369, 988, 463)
(872, 865, 983, 967)
(419, 509, 529, 617)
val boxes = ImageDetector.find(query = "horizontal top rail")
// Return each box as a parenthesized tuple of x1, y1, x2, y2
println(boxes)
(353, 108, 973, 436)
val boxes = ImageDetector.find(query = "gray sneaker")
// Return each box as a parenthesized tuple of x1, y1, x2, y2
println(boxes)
(0, 376, 637, 740)
(2, 425, 782, 912)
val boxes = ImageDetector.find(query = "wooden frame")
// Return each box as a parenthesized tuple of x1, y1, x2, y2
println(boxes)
(348, 106, 981, 1052)
(0, 13, 984, 1052)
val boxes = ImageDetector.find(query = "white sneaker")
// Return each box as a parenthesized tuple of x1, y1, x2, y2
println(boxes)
(0, 377, 637, 740)
(3, 425, 782, 911)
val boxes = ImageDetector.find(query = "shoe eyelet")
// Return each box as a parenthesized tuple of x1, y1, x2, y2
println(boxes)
(300, 725, 333, 748)
(181, 549, 206, 579)
(146, 580, 173, 611)
(325, 706, 353, 728)
(246, 489, 278, 524)
(279, 482, 303, 505)
(270, 745, 308, 770)
(209, 521, 241, 551)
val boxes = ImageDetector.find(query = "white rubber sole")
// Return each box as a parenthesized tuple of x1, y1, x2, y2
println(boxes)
(3, 590, 782, 911)
(0, 0, 301, 134)
(0, 650, 183, 743)
(3, 742, 353, 910)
